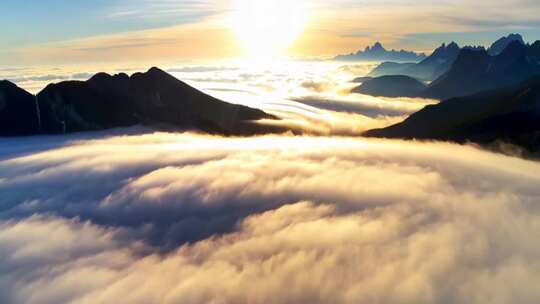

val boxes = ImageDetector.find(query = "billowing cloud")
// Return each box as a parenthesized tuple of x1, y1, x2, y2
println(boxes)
(168, 61, 434, 134)
(300, 80, 334, 93)
(1, 131, 540, 303)
(293, 95, 435, 117)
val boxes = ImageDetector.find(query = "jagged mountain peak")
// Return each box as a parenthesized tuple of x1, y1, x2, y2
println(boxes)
(0, 79, 39, 136)
(489, 33, 525, 56)
(336, 42, 426, 62)
(447, 41, 459, 49)
(371, 42, 385, 50)
(431, 41, 460, 56)
(88, 72, 129, 83)
(500, 40, 527, 55)
(0, 79, 19, 88)
(147, 66, 167, 75)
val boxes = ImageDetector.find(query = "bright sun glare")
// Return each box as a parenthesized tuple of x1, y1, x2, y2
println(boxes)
(232, 0, 309, 58)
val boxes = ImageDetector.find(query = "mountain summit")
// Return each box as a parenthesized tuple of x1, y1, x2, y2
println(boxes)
(424, 40, 540, 99)
(359, 36, 540, 100)
(367, 41, 462, 81)
(365, 34, 528, 82)
(1, 68, 280, 136)
(368, 42, 385, 52)
(488, 33, 525, 56)
(334, 42, 426, 62)
(0, 81, 40, 136)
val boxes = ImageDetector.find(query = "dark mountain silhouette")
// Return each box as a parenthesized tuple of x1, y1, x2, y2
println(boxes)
(335, 42, 426, 62)
(403, 42, 463, 80)
(2, 67, 280, 136)
(367, 62, 416, 78)
(424, 41, 540, 100)
(364, 77, 540, 156)
(353, 75, 427, 97)
(37, 73, 138, 133)
(488, 33, 525, 56)
(360, 38, 540, 100)
(367, 42, 462, 81)
(0, 81, 40, 136)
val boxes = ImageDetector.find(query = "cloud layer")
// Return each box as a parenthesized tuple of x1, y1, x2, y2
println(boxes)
(1, 131, 540, 303)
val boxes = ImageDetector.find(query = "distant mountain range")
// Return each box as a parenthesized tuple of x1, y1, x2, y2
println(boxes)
(0, 68, 280, 136)
(364, 76, 540, 156)
(365, 34, 526, 82)
(355, 35, 540, 100)
(361, 34, 540, 156)
(367, 42, 477, 81)
(424, 40, 540, 100)
(334, 42, 427, 62)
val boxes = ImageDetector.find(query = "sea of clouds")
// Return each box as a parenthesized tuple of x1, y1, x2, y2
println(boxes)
(2, 61, 539, 303)
(1, 130, 540, 304)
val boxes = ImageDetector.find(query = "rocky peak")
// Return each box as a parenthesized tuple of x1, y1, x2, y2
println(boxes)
(499, 40, 527, 58)
(489, 33, 525, 56)
(372, 42, 385, 51)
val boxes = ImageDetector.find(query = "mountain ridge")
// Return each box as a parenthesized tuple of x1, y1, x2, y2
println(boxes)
(335, 42, 426, 62)
(488, 33, 525, 56)
(424, 40, 540, 100)
(364, 76, 540, 157)
(1, 67, 281, 136)
(357, 37, 540, 100)
(366, 41, 466, 81)
(364, 34, 530, 82)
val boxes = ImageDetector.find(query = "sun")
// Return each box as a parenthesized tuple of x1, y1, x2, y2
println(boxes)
(231, 0, 309, 58)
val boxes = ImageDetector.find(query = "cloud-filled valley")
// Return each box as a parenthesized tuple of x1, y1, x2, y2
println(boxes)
(3, 61, 436, 137)
(1, 131, 540, 303)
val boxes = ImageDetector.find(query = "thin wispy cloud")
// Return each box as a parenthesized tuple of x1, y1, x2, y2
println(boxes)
(106, 0, 224, 22)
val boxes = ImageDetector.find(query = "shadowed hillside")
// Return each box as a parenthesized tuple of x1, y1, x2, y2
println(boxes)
(1, 68, 281, 136)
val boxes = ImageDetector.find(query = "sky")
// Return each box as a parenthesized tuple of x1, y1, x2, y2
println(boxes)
(1, 0, 540, 66)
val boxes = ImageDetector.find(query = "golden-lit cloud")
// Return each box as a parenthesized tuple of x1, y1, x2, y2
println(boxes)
(12, 16, 240, 66)
(1, 132, 540, 303)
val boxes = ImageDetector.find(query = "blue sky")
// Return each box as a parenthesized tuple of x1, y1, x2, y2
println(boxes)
(0, 0, 218, 49)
